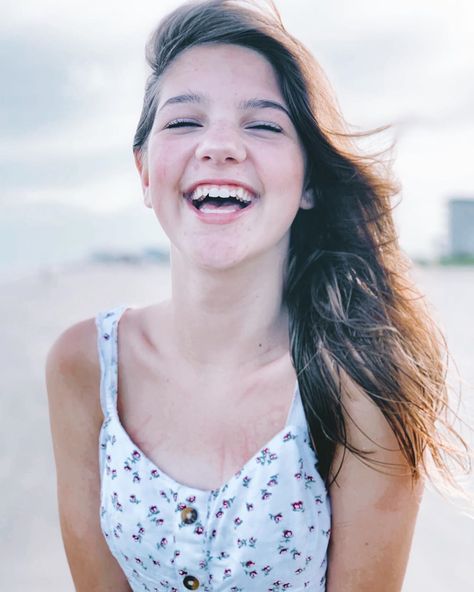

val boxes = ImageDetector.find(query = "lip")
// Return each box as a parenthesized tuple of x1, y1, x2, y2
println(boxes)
(182, 178, 259, 199)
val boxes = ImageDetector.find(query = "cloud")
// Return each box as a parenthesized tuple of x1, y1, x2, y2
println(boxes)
(284, 1, 474, 130)
(0, 145, 129, 193)
(0, 27, 145, 193)
(0, 34, 81, 136)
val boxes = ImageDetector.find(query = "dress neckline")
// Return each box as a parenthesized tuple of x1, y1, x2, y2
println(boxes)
(103, 305, 303, 495)
(108, 380, 301, 495)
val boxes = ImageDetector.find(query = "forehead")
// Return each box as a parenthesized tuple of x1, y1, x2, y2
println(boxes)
(157, 43, 283, 104)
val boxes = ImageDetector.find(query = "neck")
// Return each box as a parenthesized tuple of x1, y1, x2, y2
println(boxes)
(167, 245, 290, 373)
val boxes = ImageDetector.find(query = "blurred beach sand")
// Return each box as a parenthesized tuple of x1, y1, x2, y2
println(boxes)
(0, 262, 472, 591)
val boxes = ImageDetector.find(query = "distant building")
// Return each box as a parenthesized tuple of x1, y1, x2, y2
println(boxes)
(448, 198, 474, 257)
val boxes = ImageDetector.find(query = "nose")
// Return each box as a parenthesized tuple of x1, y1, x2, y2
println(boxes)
(194, 123, 247, 164)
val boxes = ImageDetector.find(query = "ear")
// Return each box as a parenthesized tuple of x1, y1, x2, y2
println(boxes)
(299, 186, 315, 210)
(134, 149, 152, 208)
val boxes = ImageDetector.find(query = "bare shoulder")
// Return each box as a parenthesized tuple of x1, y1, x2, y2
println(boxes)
(46, 316, 99, 390)
(45, 316, 102, 425)
(45, 315, 103, 492)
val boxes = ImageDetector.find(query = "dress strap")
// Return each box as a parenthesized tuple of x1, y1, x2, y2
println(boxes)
(286, 380, 307, 429)
(95, 304, 130, 416)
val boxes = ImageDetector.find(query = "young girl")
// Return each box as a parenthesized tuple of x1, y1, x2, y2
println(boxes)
(46, 1, 468, 590)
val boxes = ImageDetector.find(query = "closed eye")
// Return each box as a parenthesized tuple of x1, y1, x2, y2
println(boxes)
(165, 119, 201, 129)
(164, 119, 282, 132)
(247, 123, 282, 133)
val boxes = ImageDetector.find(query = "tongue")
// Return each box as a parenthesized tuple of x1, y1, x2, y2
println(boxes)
(198, 197, 245, 213)
(200, 202, 241, 213)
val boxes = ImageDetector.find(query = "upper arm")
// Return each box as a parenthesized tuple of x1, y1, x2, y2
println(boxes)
(45, 319, 131, 592)
(326, 385, 424, 592)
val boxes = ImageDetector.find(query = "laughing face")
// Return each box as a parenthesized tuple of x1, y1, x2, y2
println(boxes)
(135, 43, 312, 270)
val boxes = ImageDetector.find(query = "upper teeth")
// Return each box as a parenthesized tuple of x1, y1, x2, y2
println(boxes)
(189, 185, 254, 203)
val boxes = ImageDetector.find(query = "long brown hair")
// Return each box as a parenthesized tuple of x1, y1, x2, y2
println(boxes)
(133, 0, 471, 490)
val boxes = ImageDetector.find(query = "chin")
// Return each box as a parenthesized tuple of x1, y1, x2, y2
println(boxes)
(192, 254, 245, 272)
(182, 242, 251, 271)
(172, 236, 276, 272)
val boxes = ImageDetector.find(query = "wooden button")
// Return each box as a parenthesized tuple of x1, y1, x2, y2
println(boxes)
(180, 506, 198, 525)
(183, 574, 200, 589)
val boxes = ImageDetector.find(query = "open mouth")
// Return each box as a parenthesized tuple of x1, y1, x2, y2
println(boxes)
(190, 195, 252, 211)
(183, 185, 257, 213)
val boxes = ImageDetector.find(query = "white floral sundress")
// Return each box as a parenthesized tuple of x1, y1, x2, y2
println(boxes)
(96, 305, 331, 591)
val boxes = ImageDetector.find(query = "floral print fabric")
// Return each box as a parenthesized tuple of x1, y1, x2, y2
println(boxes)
(96, 305, 331, 591)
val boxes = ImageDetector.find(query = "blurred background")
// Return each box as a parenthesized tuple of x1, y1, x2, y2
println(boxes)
(1, 0, 474, 277)
(0, 0, 473, 590)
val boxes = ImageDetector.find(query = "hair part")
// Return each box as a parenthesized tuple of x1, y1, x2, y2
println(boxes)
(134, 0, 471, 495)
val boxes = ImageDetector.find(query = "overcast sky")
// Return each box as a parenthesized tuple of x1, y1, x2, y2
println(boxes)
(1, 0, 473, 268)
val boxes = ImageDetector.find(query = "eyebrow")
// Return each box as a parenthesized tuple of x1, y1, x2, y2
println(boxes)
(240, 97, 291, 118)
(158, 92, 202, 111)
(157, 92, 291, 118)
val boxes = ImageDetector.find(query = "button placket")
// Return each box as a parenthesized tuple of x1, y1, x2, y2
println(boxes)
(174, 488, 210, 590)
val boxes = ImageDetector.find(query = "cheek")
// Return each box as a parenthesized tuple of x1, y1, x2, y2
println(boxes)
(267, 141, 305, 181)
(265, 152, 305, 225)
(147, 136, 188, 190)
(148, 150, 172, 189)
(274, 154, 305, 201)
(147, 148, 185, 216)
